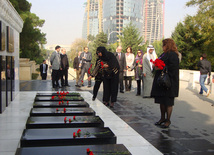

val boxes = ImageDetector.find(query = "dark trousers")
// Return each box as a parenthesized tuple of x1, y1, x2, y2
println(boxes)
(136, 80, 142, 95)
(124, 76, 132, 91)
(61, 69, 68, 86)
(93, 80, 102, 99)
(119, 71, 124, 91)
(103, 73, 119, 103)
(52, 69, 60, 87)
(41, 73, 47, 80)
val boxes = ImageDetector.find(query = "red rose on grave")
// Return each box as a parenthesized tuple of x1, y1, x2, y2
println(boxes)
(64, 108, 66, 112)
(86, 148, 90, 153)
(67, 101, 69, 104)
(73, 132, 76, 138)
(51, 96, 55, 100)
(56, 108, 59, 112)
(73, 116, 76, 120)
(77, 129, 81, 134)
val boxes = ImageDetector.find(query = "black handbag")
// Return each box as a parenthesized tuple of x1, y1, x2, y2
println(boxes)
(157, 66, 171, 89)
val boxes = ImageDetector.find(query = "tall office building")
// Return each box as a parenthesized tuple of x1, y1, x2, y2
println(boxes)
(103, 0, 143, 44)
(142, 0, 165, 44)
(82, 0, 103, 39)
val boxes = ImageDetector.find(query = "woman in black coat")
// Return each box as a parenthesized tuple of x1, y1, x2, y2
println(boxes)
(151, 38, 179, 128)
(96, 46, 120, 108)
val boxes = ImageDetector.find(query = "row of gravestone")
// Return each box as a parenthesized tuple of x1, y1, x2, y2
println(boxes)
(15, 92, 131, 155)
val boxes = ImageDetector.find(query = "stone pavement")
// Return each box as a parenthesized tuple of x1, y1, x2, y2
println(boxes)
(20, 79, 214, 155)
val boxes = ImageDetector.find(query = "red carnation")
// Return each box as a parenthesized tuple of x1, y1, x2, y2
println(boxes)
(87, 148, 90, 153)
(73, 116, 76, 120)
(100, 61, 104, 68)
(64, 108, 66, 112)
(51, 96, 55, 100)
(64, 117, 67, 122)
(67, 101, 69, 104)
(73, 132, 76, 138)
(69, 118, 72, 123)
(136, 60, 139, 63)
(150, 59, 165, 70)
(56, 108, 59, 112)
(89, 151, 94, 155)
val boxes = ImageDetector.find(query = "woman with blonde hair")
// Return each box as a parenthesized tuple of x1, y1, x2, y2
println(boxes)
(151, 38, 179, 128)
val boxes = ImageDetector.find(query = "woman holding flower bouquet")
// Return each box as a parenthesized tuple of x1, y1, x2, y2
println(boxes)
(142, 45, 157, 98)
(151, 38, 179, 128)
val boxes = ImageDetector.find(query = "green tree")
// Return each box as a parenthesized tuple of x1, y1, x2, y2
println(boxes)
(152, 39, 163, 56)
(9, 0, 47, 64)
(119, 22, 143, 55)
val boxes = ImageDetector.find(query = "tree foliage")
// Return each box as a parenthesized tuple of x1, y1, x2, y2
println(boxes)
(119, 23, 143, 55)
(172, 0, 214, 70)
(9, 0, 47, 64)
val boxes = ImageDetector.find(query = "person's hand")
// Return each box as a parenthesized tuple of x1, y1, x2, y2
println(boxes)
(74, 69, 76, 71)
(128, 68, 131, 71)
(154, 66, 160, 70)
(103, 64, 109, 68)
(200, 57, 203, 60)
(60, 68, 62, 70)
(138, 64, 142, 67)
(143, 73, 146, 77)
(88, 76, 92, 81)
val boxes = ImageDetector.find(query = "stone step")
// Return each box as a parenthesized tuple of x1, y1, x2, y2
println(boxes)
(26, 116, 104, 129)
(30, 107, 95, 116)
(16, 144, 131, 155)
(33, 101, 89, 108)
(20, 127, 116, 147)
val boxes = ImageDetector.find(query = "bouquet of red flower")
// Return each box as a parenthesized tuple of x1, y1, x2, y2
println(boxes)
(150, 59, 165, 70)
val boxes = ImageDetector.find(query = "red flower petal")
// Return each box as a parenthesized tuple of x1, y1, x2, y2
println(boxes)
(87, 148, 90, 153)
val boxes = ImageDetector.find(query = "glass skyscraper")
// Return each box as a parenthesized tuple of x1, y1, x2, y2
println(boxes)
(103, 0, 143, 44)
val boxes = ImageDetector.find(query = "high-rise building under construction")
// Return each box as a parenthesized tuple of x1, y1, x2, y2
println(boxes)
(82, 0, 164, 44)
(142, 0, 165, 44)
(82, 0, 103, 39)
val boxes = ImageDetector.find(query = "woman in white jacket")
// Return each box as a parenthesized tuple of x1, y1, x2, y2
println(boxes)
(124, 46, 135, 91)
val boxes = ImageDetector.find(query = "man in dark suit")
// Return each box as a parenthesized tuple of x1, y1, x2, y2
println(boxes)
(40, 59, 48, 80)
(115, 46, 126, 93)
(60, 48, 70, 87)
(77, 47, 92, 87)
(73, 51, 82, 86)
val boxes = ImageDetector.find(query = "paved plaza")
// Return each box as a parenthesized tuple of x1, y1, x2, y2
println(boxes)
(17, 79, 214, 155)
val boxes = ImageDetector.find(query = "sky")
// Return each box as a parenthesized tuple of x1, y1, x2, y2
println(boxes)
(27, 0, 198, 46)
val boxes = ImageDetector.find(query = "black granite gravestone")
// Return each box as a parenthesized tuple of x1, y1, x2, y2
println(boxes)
(35, 96, 84, 102)
(36, 92, 80, 97)
(30, 107, 95, 116)
(26, 116, 104, 128)
(33, 101, 89, 108)
(16, 144, 131, 155)
(20, 127, 116, 147)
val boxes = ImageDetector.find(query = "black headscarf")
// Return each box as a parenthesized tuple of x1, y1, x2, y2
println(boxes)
(96, 46, 109, 61)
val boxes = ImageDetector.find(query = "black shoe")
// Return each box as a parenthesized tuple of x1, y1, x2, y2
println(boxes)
(76, 85, 81, 87)
(88, 85, 91, 88)
(161, 120, 171, 128)
(82, 84, 84, 86)
(136, 94, 140, 96)
(65, 84, 70, 87)
(92, 97, 95, 101)
(120, 90, 124, 93)
(155, 119, 166, 126)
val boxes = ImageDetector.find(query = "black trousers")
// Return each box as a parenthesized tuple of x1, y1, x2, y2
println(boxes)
(93, 80, 102, 99)
(124, 76, 132, 91)
(136, 80, 142, 95)
(41, 73, 47, 80)
(61, 69, 68, 85)
(52, 69, 60, 87)
(103, 73, 119, 103)
(119, 71, 124, 91)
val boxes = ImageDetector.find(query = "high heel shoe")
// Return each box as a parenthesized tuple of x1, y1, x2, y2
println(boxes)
(155, 119, 166, 126)
(161, 120, 171, 128)
(110, 102, 114, 108)
(104, 102, 109, 106)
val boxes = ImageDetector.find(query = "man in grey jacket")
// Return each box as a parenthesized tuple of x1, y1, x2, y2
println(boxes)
(50, 45, 61, 88)
(77, 47, 92, 87)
